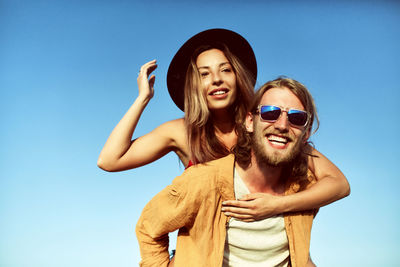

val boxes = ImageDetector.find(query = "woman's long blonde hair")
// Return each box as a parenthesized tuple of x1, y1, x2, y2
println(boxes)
(184, 43, 255, 164)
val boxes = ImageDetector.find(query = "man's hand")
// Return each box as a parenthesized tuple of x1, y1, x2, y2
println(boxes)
(222, 193, 283, 222)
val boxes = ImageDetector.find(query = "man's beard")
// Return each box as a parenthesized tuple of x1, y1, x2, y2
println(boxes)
(252, 127, 305, 168)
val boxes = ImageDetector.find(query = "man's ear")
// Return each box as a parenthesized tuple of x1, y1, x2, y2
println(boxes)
(245, 112, 254, 133)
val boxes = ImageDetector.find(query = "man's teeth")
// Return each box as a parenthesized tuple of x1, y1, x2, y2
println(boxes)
(268, 136, 288, 144)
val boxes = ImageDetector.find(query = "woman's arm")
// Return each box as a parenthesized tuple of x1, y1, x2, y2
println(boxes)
(278, 147, 350, 211)
(97, 60, 187, 171)
(222, 147, 350, 221)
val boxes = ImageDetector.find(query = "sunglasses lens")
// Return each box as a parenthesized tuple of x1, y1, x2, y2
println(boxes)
(260, 106, 308, 126)
(288, 110, 308, 126)
(260, 106, 281, 121)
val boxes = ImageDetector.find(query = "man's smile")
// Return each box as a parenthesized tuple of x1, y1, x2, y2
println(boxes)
(266, 134, 291, 149)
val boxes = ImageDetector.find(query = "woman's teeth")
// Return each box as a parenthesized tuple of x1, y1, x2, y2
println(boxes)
(210, 89, 227, 95)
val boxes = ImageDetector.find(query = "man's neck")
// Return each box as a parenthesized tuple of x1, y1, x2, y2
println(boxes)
(235, 152, 286, 195)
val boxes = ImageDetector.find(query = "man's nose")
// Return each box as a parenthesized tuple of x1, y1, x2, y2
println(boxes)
(274, 112, 289, 132)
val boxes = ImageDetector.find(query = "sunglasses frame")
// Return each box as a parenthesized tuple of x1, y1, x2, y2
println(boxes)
(257, 105, 310, 127)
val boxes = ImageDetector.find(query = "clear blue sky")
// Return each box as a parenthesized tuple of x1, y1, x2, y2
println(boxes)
(1, 0, 399, 266)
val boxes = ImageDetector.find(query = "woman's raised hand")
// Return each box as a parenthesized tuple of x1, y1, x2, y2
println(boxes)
(97, 59, 161, 172)
(137, 60, 157, 101)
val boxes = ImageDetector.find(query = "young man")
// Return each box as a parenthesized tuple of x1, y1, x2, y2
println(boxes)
(136, 78, 323, 267)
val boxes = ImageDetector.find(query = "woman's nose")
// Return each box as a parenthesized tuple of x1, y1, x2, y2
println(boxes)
(212, 72, 223, 85)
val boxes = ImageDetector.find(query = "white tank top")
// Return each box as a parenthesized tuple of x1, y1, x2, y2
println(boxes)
(222, 169, 289, 267)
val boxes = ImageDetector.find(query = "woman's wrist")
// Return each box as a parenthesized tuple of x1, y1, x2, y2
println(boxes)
(135, 94, 151, 106)
(278, 194, 293, 214)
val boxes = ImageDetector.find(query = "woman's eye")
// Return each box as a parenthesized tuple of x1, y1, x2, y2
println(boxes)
(222, 68, 232, 72)
(200, 72, 209, 77)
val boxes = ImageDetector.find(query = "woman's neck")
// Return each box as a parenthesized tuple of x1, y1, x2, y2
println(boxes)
(214, 119, 234, 134)
(211, 112, 237, 150)
(210, 108, 234, 131)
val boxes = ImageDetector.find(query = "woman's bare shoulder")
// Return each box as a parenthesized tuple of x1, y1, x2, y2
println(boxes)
(154, 118, 187, 144)
(157, 118, 188, 163)
(161, 118, 185, 128)
(156, 118, 185, 136)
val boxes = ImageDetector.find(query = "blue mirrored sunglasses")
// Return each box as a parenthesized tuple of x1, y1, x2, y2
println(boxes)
(257, 105, 310, 127)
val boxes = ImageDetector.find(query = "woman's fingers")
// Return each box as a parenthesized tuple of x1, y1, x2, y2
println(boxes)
(222, 201, 256, 220)
(222, 207, 256, 222)
(137, 60, 157, 100)
(222, 205, 253, 214)
(223, 199, 252, 208)
(222, 193, 282, 221)
(140, 60, 157, 76)
(148, 75, 156, 89)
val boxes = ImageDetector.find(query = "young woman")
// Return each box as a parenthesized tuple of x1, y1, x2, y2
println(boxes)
(97, 28, 350, 222)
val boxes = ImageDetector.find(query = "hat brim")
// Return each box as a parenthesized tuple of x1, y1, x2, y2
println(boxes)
(167, 28, 257, 111)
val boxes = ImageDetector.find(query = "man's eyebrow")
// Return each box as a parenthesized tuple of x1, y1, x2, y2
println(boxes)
(197, 62, 231, 69)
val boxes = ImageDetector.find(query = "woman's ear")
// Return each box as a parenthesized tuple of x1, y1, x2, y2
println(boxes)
(245, 112, 254, 133)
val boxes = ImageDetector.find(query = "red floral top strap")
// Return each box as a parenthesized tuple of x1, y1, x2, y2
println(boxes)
(186, 160, 194, 169)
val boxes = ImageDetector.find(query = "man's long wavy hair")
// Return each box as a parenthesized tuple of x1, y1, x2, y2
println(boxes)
(234, 77, 319, 186)
(184, 43, 255, 164)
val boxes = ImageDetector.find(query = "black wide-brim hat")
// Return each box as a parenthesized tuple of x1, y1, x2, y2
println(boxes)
(167, 28, 257, 111)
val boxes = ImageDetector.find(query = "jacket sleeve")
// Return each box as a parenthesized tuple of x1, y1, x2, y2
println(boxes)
(135, 172, 206, 267)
